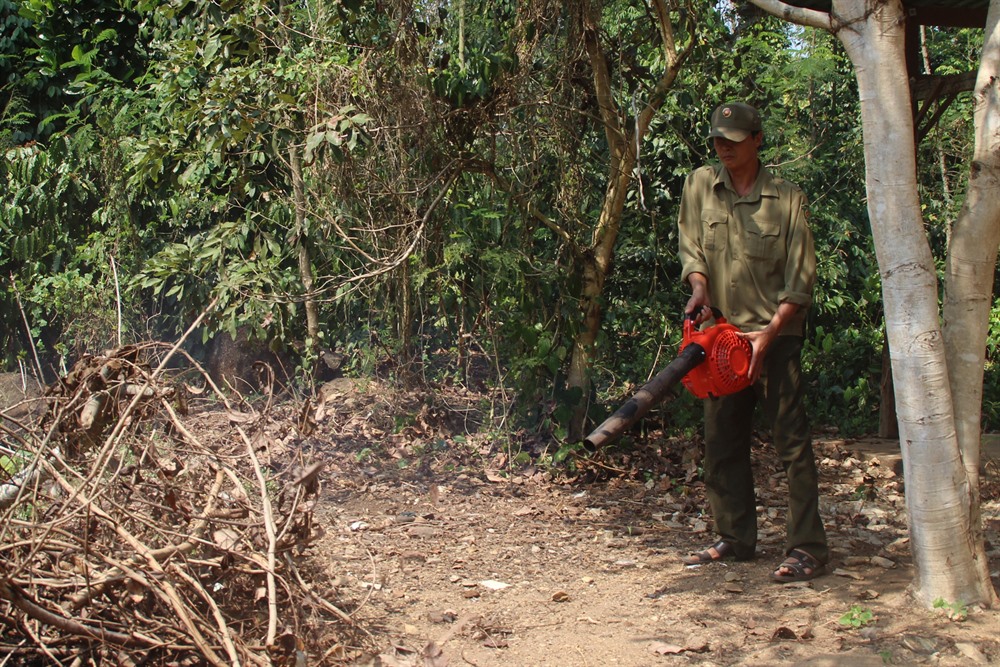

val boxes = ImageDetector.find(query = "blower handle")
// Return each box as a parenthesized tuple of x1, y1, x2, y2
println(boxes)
(686, 305, 724, 322)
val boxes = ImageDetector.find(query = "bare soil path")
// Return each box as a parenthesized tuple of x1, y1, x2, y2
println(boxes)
(298, 381, 1000, 667)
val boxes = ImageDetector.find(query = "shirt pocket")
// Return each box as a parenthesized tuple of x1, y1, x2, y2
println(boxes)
(702, 209, 729, 251)
(744, 216, 781, 260)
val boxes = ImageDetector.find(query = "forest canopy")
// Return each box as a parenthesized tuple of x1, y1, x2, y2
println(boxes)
(0, 0, 991, 438)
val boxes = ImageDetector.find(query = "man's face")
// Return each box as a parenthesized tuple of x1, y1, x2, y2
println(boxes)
(712, 132, 762, 172)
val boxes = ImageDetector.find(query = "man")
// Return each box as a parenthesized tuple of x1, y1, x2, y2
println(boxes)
(676, 102, 828, 583)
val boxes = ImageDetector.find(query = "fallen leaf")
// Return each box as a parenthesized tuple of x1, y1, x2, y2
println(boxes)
(684, 637, 709, 653)
(650, 642, 684, 655)
(400, 551, 427, 562)
(213, 528, 241, 551)
(482, 636, 508, 649)
(226, 410, 259, 424)
(955, 641, 990, 663)
(833, 567, 865, 580)
(126, 578, 146, 604)
(770, 626, 798, 641)
(376, 653, 417, 667)
(902, 635, 940, 655)
(407, 525, 442, 538)
(428, 610, 457, 624)
(293, 462, 324, 492)
(390, 642, 418, 655)
(422, 641, 448, 667)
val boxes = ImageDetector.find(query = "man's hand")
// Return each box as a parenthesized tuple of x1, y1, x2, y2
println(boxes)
(684, 273, 713, 326)
(741, 328, 776, 382)
(740, 301, 802, 381)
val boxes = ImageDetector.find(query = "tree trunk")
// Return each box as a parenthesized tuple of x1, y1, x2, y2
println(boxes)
(289, 145, 321, 346)
(566, 182, 630, 441)
(940, 0, 1000, 608)
(566, 0, 693, 441)
(752, 0, 997, 607)
(833, 0, 996, 608)
(878, 331, 897, 439)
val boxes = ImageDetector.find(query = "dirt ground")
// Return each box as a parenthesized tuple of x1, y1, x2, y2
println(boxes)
(287, 378, 1000, 667)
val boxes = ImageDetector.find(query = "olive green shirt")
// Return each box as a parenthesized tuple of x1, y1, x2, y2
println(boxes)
(678, 163, 816, 336)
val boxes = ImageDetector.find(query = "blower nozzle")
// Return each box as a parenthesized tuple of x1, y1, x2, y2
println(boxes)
(583, 309, 752, 449)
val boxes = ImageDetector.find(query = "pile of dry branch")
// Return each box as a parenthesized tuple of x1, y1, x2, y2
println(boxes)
(0, 343, 355, 665)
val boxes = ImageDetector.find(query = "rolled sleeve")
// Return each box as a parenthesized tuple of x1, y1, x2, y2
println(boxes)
(678, 169, 711, 284)
(778, 191, 816, 309)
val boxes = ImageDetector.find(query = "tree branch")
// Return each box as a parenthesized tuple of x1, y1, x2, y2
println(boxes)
(0, 576, 157, 648)
(582, 4, 624, 151)
(750, 0, 833, 30)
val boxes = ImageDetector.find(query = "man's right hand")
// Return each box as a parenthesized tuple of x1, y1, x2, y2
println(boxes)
(685, 273, 712, 325)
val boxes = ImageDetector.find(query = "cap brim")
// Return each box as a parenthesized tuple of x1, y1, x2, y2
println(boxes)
(707, 127, 751, 142)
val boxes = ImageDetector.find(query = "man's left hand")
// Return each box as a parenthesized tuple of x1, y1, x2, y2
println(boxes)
(740, 328, 776, 382)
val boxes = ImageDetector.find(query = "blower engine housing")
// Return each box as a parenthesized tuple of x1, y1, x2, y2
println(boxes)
(679, 313, 752, 399)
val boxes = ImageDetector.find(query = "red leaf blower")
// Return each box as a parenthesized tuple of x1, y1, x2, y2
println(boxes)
(583, 308, 752, 449)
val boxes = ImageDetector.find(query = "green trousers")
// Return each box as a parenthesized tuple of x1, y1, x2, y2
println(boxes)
(702, 335, 829, 563)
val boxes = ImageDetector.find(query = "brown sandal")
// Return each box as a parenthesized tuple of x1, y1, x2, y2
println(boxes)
(771, 548, 826, 583)
(682, 539, 745, 565)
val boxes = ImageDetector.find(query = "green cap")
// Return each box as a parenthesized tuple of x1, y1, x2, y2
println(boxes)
(707, 102, 762, 142)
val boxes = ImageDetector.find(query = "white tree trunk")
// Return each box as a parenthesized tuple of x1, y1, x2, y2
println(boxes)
(753, 0, 997, 606)
(942, 0, 1000, 607)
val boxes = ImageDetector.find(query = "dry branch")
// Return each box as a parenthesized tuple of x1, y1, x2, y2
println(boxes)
(0, 341, 352, 665)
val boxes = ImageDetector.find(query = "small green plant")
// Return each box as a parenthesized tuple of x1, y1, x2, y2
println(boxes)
(932, 597, 968, 621)
(0, 454, 20, 477)
(878, 649, 893, 664)
(551, 440, 585, 465)
(850, 478, 877, 501)
(838, 604, 876, 628)
(393, 414, 413, 434)
(0, 451, 32, 478)
(354, 447, 373, 463)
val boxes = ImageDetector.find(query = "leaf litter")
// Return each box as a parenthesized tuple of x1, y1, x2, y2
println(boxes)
(1, 345, 998, 665)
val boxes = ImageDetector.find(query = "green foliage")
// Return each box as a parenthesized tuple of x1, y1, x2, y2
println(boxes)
(0, 450, 31, 477)
(1, 0, 995, 446)
(5, 0, 145, 138)
(551, 440, 586, 469)
(838, 605, 875, 629)
(982, 301, 1000, 430)
(2, 137, 95, 268)
(932, 597, 968, 621)
(1, 122, 144, 369)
